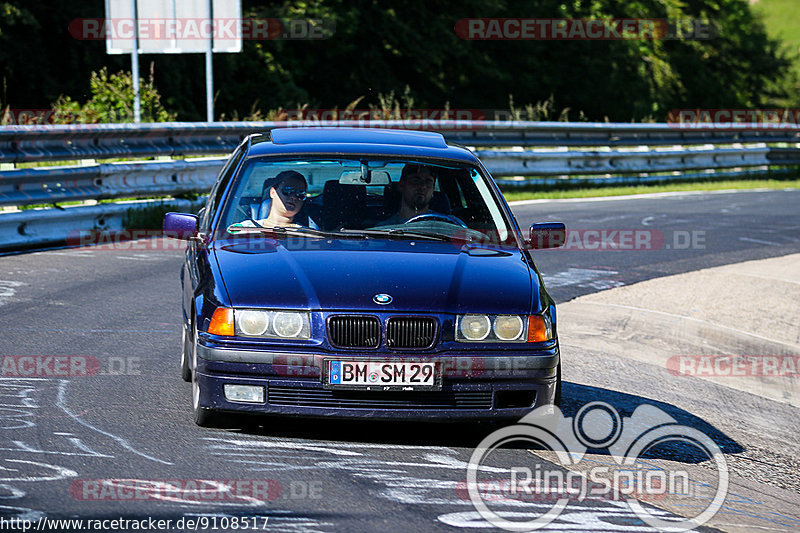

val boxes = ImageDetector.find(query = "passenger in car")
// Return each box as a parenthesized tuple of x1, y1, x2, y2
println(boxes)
(378, 164, 440, 225)
(234, 170, 312, 229)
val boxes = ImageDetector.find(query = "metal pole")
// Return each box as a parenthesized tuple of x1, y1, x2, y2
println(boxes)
(205, 0, 214, 122)
(131, 0, 141, 123)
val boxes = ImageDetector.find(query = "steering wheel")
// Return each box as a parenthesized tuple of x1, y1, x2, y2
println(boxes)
(404, 213, 468, 228)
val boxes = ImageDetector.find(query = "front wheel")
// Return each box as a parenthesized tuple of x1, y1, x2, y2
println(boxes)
(554, 362, 562, 408)
(180, 323, 192, 382)
(191, 325, 218, 427)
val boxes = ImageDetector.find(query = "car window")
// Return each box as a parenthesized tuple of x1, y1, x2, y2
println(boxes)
(200, 143, 245, 233)
(216, 158, 514, 244)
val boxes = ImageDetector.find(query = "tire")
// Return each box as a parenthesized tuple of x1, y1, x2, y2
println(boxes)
(180, 322, 192, 382)
(190, 324, 218, 427)
(554, 362, 562, 408)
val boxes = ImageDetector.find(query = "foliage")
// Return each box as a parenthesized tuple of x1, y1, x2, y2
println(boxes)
(508, 94, 587, 122)
(0, 0, 796, 123)
(750, 0, 800, 104)
(51, 67, 175, 124)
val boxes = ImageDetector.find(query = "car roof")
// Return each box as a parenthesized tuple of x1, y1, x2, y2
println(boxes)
(245, 128, 480, 164)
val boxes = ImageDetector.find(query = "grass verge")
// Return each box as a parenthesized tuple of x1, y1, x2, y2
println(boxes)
(500, 178, 800, 202)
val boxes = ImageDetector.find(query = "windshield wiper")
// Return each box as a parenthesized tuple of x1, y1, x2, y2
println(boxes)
(339, 228, 453, 242)
(227, 224, 366, 240)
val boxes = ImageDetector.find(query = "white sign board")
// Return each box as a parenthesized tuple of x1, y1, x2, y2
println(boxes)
(105, 0, 242, 54)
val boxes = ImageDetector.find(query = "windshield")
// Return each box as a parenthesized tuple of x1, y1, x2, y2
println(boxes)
(216, 158, 514, 244)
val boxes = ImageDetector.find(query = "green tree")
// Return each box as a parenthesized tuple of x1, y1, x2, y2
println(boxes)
(0, 0, 796, 122)
(51, 67, 175, 124)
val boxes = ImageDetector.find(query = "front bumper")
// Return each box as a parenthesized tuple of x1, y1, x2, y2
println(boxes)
(194, 343, 559, 420)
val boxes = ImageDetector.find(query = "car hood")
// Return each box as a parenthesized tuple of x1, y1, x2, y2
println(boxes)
(212, 238, 537, 314)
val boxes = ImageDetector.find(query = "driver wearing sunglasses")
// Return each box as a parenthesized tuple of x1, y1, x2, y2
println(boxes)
(257, 170, 309, 228)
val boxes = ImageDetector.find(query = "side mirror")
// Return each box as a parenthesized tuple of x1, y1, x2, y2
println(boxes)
(529, 222, 566, 249)
(163, 212, 198, 240)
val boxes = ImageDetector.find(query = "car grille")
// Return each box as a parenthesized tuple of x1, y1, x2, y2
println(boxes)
(387, 317, 437, 349)
(328, 316, 381, 348)
(268, 385, 492, 410)
(327, 315, 439, 349)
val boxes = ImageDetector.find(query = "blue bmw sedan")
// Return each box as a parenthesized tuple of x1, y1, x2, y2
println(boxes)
(164, 128, 565, 426)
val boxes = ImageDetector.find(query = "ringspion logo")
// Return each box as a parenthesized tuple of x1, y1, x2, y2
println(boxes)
(466, 402, 728, 530)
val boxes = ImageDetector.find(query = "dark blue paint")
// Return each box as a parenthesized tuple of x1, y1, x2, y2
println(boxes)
(172, 128, 562, 422)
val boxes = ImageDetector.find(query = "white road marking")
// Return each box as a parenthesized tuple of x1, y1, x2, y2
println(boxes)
(204, 437, 363, 457)
(739, 237, 780, 246)
(0, 280, 25, 306)
(438, 504, 671, 531)
(55, 380, 172, 465)
(45, 251, 95, 257)
(0, 459, 77, 482)
(542, 268, 621, 289)
(1, 439, 113, 458)
(104, 479, 267, 507)
(206, 437, 669, 531)
(114, 254, 162, 261)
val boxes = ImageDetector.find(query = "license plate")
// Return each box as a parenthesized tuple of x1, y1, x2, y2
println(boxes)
(326, 360, 439, 390)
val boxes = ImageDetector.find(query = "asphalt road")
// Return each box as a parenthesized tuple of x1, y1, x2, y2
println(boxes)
(517, 188, 800, 302)
(0, 188, 797, 532)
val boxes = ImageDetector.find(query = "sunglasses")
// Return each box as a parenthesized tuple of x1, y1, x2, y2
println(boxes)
(279, 186, 308, 200)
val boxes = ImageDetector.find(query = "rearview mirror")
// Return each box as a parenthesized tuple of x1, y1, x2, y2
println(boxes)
(339, 170, 391, 185)
(529, 222, 566, 249)
(163, 212, 198, 240)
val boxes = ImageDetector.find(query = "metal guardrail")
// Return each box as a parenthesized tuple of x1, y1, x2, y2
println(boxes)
(1, 120, 798, 252)
(0, 158, 224, 207)
(0, 198, 203, 253)
(2, 120, 800, 163)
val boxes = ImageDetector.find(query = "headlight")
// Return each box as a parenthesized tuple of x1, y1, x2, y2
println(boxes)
(458, 315, 491, 341)
(237, 310, 269, 336)
(273, 312, 304, 338)
(493, 315, 524, 341)
(234, 309, 310, 339)
(456, 313, 553, 343)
